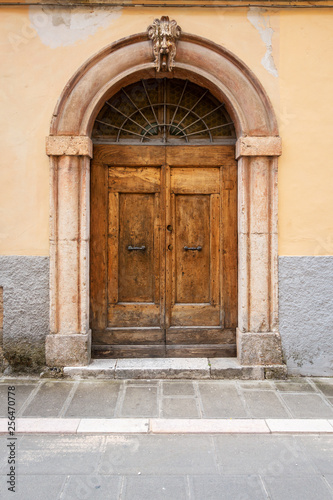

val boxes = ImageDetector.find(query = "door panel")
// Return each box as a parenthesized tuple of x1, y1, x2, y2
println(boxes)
(108, 303, 161, 328)
(170, 167, 220, 194)
(90, 145, 237, 357)
(109, 166, 161, 193)
(174, 194, 211, 304)
(118, 193, 155, 302)
(107, 165, 163, 337)
(166, 166, 221, 338)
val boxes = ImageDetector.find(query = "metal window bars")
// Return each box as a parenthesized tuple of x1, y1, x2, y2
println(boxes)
(92, 78, 236, 144)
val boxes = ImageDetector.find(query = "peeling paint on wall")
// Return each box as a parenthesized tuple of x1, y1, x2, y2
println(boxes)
(28, 6, 122, 48)
(247, 7, 278, 78)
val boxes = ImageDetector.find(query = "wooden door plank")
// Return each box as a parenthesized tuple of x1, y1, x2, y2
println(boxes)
(92, 345, 166, 358)
(171, 168, 219, 194)
(90, 161, 108, 331)
(210, 194, 220, 308)
(95, 145, 234, 166)
(93, 328, 164, 345)
(166, 145, 235, 166)
(94, 145, 165, 166)
(107, 191, 119, 305)
(166, 327, 235, 345)
(92, 343, 236, 358)
(222, 156, 238, 328)
(154, 193, 161, 304)
(165, 344, 236, 357)
(159, 164, 167, 331)
(165, 165, 172, 330)
(109, 167, 161, 192)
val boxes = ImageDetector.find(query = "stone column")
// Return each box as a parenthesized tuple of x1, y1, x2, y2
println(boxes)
(236, 137, 285, 371)
(46, 136, 92, 366)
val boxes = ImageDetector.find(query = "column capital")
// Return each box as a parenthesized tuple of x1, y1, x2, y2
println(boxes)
(46, 136, 93, 158)
(236, 136, 282, 159)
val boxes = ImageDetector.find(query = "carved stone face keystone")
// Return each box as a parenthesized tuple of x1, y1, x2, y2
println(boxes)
(147, 16, 182, 72)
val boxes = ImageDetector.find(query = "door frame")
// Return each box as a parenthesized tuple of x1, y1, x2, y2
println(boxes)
(90, 144, 238, 358)
(45, 30, 284, 370)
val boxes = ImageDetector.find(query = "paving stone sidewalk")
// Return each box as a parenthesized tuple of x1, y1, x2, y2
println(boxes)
(1, 377, 333, 499)
(0, 376, 332, 420)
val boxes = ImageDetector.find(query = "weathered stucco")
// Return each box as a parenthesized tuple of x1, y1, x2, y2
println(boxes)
(0, 256, 49, 370)
(247, 7, 279, 78)
(0, 7, 332, 256)
(279, 256, 333, 376)
(28, 5, 122, 48)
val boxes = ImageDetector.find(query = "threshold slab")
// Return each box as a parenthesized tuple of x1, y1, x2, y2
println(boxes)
(63, 359, 117, 379)
(62, 358, 273, 380)
(115, 358, 210, 379)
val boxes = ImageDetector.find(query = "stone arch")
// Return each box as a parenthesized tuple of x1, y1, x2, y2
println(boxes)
(46, 31, 285, 376)
(50, 33, 278, 138)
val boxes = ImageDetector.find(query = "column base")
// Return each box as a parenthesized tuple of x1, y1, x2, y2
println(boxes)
(236, 328, 285, 366)
(45, 331, 91, 367)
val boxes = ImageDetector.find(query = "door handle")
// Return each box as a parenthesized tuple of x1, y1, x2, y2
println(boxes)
(184, 246, 202, 251)
(127, 245, 146, 251)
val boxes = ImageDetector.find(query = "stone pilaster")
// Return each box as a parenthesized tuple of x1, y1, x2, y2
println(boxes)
(236, 137, 284, 368)
(46, 136, 92, 366)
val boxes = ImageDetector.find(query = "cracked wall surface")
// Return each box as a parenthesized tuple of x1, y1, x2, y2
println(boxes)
(29, 6, 122, 48)
(247, 7, 278, 78)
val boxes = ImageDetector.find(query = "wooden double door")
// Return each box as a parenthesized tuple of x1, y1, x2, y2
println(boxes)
(90, 145, 237, 357)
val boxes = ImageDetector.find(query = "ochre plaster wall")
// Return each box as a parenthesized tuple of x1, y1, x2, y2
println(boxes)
(0, 6, 332, 256)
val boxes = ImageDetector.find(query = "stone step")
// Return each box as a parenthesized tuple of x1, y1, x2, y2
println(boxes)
(61, 358, 287, 380)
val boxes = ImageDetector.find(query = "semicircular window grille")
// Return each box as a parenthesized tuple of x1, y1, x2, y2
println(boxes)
(92, 78, 236, 144)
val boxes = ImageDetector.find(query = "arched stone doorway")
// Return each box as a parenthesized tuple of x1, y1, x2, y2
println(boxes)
(45, 28, 284, 374)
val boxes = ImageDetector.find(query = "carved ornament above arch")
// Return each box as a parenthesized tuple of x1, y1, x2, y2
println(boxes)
(50, 32, 279, 139)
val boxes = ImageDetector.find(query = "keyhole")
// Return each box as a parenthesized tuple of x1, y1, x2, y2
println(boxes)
(167, 225, 173, 232)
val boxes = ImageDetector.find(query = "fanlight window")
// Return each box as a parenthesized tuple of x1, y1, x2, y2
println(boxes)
(92, 78, 236, 144)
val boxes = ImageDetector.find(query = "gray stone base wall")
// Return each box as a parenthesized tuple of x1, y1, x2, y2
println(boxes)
(0, 254, 332, 376)
(279, 256, 333, 376)
(0, 256, 49, 371)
